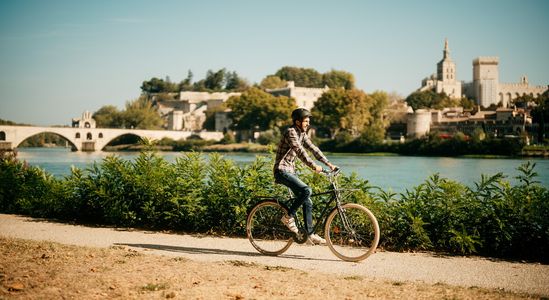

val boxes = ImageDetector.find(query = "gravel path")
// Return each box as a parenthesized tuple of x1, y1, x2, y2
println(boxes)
(1, 213, 547, 296)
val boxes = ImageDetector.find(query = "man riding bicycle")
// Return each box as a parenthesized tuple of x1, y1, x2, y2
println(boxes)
(273, 108, 337, 245)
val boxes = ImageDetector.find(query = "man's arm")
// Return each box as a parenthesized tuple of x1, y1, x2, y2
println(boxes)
(303, 134, 337, 170)
(287, 128, 318, 170)
(302, 134, 329, 164)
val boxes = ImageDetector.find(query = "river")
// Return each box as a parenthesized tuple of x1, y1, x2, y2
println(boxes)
(13, 147, 549, 193)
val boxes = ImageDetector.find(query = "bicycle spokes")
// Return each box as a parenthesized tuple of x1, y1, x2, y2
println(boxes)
(246, 200, 294, 256)
(325, 203, 380, 262)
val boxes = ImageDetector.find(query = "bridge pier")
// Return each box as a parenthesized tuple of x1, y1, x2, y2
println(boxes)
(80, 141, 95, 152)
(0, 142, 12, 151)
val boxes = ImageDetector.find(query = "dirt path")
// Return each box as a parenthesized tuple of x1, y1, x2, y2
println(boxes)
(1, 213, 548, 297)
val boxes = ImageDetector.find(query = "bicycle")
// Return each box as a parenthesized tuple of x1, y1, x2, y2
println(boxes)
(246, 168, 380, 262)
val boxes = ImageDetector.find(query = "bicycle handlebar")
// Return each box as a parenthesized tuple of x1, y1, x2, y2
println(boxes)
(321, 167, 341, 176)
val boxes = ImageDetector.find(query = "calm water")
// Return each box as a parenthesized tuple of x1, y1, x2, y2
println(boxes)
(14, 147, 549, 193)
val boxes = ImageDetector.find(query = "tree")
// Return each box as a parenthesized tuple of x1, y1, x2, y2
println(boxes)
(366, 91, 390, 141)
(121, 96, 163, 129)
(369, 91, 389, 125)
(358, 120, 385, 145)
(312, 89, 372, 138)
(141, 77, 179, 94)
(93, 105, 123, 128)
(531, 90, 549, 143)
(179, 70, 194, 91)
(225, 71, 250, 91)
(226, 88, 296, 131)
(204, 69, 227, 91)
(322, 69, 355, 89)
(405, 90, 460, 110)
(259, 75, 287, 89)
(275, 66, 323, 88)
(192, 79, 207, 92)
(405, 90, 433, 110)
(512, 94, 536, 108)
(460, 97, 476, 110)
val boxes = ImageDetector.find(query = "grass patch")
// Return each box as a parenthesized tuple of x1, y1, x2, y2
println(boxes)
(343, 275, 363, 280)
(141, 282, 169, 291)
(226, 260, 259, 267)
(264, 265, 292, 272)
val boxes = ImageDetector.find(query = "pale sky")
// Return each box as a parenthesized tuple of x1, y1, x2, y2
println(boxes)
(1, 0, 548, 126)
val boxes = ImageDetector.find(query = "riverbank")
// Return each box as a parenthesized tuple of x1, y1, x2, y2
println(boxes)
(14, 138, 549, 158)
(521, 145, 549, 157)
(103, 142, 270, 153)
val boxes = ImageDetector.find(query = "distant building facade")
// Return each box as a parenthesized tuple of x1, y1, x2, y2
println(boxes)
(72, 111, 96, 129)
(419, 39, 462, 99)
(150, 81, 329, 133)
(154, 91, 240, 131)
(419, 40, 548, 107)
(407, 107, 532, 138)
(266, 81, 329, 110)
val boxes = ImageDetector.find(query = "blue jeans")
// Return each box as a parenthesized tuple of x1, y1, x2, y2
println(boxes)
(274, 170, 314, 234)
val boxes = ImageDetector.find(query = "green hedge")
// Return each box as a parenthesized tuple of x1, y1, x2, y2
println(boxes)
(318, 135, 526, 156)
(1, 150, 547, 262)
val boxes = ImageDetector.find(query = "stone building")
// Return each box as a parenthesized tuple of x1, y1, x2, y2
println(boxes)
(463, 58, 547, 108)
(407, 107, 532, 138)
(71, 111, 96, 129)
(266, 81, 329, 110)
(419, 40, 548, 107)
(152, 81, 330, 132)
(419, 39, 462, 99)
(154, 91, 240, 131)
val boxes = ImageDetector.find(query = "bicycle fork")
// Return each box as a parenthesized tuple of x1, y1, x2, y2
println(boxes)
(336, 204, 359, 244)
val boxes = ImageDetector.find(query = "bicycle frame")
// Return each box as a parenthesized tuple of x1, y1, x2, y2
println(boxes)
(282, 169, 359, 243)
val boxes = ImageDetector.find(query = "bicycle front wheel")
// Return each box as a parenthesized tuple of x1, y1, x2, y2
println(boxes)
(325, 203, 380, 262)
(246, 200, 294, 256)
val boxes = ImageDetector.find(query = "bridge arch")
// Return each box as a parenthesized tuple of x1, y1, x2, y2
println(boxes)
(96, 132, 144, 151)
(15, 131, 78, 151)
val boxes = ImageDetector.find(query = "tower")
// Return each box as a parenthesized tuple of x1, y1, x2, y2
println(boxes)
(437, 39, 456, 82)
(473, 57, 499, 107)
(434, 39, 461, 98)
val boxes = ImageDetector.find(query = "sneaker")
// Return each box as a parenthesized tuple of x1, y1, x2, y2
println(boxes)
(308, 233, 326, 245)
(281, 214, 298, 234)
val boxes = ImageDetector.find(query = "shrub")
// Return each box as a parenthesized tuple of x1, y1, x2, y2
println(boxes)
(0, 149, 547, 262)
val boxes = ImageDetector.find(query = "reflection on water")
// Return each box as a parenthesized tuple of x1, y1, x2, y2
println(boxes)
(14, 147, 549, 193)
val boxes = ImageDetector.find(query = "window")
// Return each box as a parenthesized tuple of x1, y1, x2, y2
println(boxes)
(87, 133, 92, 140)
(0, 131, 5, 141)
(85, 122, 90, 128)
(99, 133, 103, 138)
(75, 133, 80, 139)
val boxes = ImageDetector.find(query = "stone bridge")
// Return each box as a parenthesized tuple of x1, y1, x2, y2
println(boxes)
(0, 125, 223, 152)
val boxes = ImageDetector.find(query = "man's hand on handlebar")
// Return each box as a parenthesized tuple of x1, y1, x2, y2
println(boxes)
(314, 165, 323, 173)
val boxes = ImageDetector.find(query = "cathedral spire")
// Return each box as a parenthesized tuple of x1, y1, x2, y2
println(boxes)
(443, 38, 450, 59)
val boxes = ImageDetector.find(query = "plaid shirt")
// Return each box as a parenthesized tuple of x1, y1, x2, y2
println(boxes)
(274, 125, 329, 174)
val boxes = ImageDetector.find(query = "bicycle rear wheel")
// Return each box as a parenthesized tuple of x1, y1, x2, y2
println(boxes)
(246, 200, 294, 256)
(325, 203, 380, 262)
